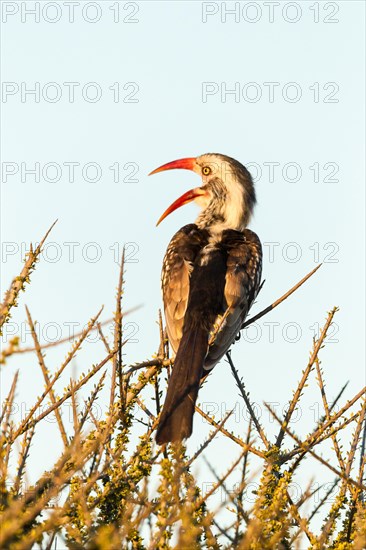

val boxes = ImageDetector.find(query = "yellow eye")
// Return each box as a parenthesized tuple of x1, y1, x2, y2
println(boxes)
(202, 166, 211, 176)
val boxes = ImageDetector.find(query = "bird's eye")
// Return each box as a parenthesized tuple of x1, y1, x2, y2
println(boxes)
(202, 166, 211, 176)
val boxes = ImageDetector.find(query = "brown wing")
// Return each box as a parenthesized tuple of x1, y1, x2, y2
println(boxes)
(162, 224, 209, 354)
(204, 229, 262, 369)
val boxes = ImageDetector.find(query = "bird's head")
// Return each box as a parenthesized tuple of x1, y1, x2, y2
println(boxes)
(149, 153, 256, 231)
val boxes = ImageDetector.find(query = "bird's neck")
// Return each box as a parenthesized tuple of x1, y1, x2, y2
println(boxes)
(195, 180, 250, 233)
(195, 205, 248, 234)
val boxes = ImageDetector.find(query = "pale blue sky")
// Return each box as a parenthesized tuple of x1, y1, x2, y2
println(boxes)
(1, 0, 365, 537)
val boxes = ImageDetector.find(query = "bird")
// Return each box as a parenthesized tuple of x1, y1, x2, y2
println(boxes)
(149, 153, 262, 445)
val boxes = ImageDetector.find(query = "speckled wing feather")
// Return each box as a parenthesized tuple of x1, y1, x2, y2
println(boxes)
(204, 229, 262, 369)
(161, 224, 209, 354)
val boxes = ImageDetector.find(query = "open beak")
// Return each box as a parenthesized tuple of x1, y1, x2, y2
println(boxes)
(149, 156, 205, 225)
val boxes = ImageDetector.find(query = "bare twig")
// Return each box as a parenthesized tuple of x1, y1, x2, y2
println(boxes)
(315, 358, 346, 472)
(25, 306, 68, 447)
(0, 220, 57, 332)
(10, 306, 140, 355)
(195, 404, 265, 459)
(265, 402, 366, 491)
(242, 264, 322, 329)
(12, 351, 114, 441)
(13, 426, 36, 496)
(0, 370, 19, 426)
(111, 249, 125, 416)
(186, 409, 234, 467)
(227, 350, 270, 449)
(282, 386, 366, 463)
(276, 307, 338, 449)
(10, 308, 104, 442)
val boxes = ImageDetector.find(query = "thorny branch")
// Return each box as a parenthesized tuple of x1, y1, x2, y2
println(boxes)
(1, 226, 364, 548)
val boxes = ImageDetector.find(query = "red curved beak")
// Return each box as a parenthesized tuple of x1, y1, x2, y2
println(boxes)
(148, 157, 196, 176)
(149, 156, 203, 225)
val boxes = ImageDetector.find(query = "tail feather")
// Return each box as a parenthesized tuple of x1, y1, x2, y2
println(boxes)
(156, 326, 208, 444)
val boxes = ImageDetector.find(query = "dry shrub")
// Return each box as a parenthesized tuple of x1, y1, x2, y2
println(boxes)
(1, 224, 365, 549)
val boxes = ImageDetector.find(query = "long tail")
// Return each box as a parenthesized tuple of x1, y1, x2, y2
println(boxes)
(156, 326, 209, 445)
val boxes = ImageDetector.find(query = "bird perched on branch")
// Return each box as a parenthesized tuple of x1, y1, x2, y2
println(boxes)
(149, 153, 262, 444)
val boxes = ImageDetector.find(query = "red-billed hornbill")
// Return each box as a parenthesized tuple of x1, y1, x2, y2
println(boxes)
(149, 153, 262, 445)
